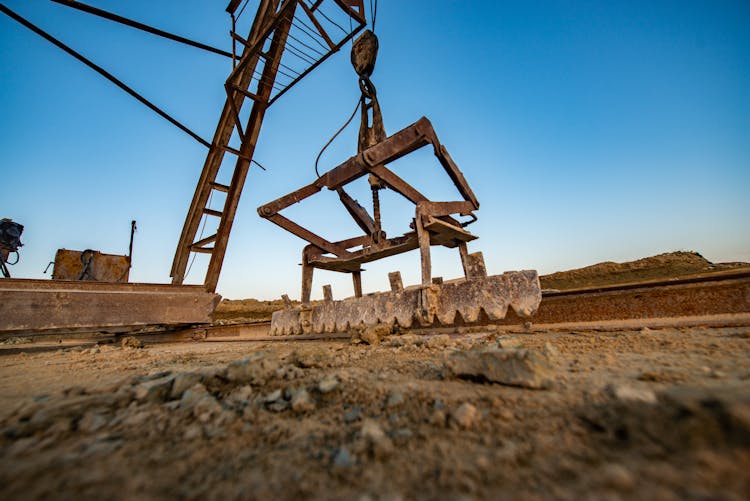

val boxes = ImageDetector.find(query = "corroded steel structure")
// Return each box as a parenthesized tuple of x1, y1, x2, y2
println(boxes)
(260, 30, 542, 334)
(172, 0, 368, 291)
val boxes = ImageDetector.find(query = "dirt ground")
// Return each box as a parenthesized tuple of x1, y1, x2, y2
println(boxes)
(1, 326, 749, 500)
(2, 251, 749, 500)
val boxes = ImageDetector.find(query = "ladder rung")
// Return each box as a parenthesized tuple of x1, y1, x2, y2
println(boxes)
(189, 245, 214, 254)
(210, 182, 230, 193)
(227, 83, 264, 103)
(203, 208, 223, 218)
(192, 234, 218, 248)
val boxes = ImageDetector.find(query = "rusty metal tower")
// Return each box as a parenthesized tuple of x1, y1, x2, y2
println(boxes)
(171, 0, 367, 291)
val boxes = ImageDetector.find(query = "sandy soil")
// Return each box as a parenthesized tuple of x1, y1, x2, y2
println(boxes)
(1, 326, 749, 500)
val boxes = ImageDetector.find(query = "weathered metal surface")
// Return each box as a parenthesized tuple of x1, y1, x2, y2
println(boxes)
(270, 270, 541, 335)
(172, 0, 367, 292)
(52, 249, 130, 282)
(0, 279, 221, 334)
(258, 116, 483, 298)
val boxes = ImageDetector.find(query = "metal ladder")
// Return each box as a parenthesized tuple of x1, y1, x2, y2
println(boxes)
(170, 0, 293, 291)
(171, 0, 366, 292)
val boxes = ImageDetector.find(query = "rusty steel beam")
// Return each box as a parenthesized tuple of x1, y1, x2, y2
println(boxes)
(50, 0, 233, 58)
(493, 271, 750, 327)
(0, 4, 211, 148)
(0, 279, 220, 334)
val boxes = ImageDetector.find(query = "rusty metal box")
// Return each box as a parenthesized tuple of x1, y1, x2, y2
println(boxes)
(52, 249, 130, 282)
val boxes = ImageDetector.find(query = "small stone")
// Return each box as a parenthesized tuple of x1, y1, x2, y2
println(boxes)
(121, 336, 143, 349)
(290, 347, 330, 368)
(290, 388, 315, 413)
(170, 373, 202, 400)
(317, 374, 339, 394)
(78, 412, 108, 433)
(183, 423, 203, 441)
(138, 371, 172, 383)
(333, 447, 355, 468)
(601, 463, 635, 491)
(452, 402, 478, 429)
(358, 324, 391, 345)
(385, 334, 421, 347)
(263, 389, 283, 403)
(179, 384, 223, 422)
(497, 408, 514, 421)
(267, 401, 288, 413)
(606, 384, 657, 404)
(542, 342, 559, 358)
(63, 386, 86, 397)
(226, 385, 254, 406)
(227, 352, 279, 385)
(475, 455, 491, 471)
(344, 406, 363, 423)
(496, 336, 525, 349)
(385, 392, 404, 408)
(429, 409, 446, 426)
(134, 375, 174, 404)
(393, 428, 412, 439)
(446, 349, 554, 389)
(181, 383, 209, 409)
(276, 364, 305, 380)
(425, 334, 452, 349)
(361, 419, 394, 458)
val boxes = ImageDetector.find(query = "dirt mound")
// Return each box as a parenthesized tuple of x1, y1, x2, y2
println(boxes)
(540, 251, 749, 291)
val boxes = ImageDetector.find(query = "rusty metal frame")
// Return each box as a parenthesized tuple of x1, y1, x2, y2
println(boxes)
(171, 0, 367, 292)
(257, 116, 481, 301)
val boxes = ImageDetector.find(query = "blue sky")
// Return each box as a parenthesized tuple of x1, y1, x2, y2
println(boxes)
(1, 0, 748, 300)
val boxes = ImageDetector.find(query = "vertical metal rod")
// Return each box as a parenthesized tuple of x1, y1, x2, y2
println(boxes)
(231, 13, 237, 68)
(128, 220, 137, 264)
(301, 262, 313, 303)
(352, 271, 362, 298)
(458, 241, 470, 278)
(415, 214, 432, 286)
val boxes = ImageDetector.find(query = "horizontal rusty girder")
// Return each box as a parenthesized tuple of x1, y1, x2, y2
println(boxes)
(0, 279, 221, 334)
(499, 271, 750, 327)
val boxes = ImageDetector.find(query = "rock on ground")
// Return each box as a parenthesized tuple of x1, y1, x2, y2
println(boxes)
(446, 349, 555, 389)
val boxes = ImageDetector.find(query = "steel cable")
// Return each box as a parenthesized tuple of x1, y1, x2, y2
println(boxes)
(314, 98, 361, 177)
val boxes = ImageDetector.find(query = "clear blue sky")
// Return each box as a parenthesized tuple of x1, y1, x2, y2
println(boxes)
(1, 0, 748, 300)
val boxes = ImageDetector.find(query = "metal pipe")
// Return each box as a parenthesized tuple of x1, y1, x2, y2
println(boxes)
(0, 3, 211, 148)
(50, 0, 233, 58)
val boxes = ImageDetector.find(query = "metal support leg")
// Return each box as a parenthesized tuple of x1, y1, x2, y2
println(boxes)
(352, 271, 363, 298)
(458, 241, 470, 279)
(415, 215, 432, 286)
(301, 262, 313, 304)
